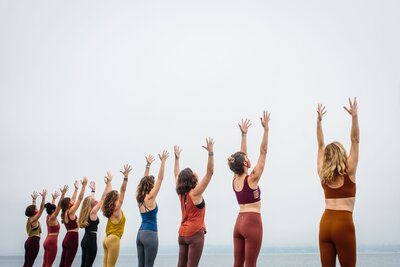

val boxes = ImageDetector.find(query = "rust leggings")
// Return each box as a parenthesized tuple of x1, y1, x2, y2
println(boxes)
(319, 209, 356, 267)
(233, 212, 263, 267)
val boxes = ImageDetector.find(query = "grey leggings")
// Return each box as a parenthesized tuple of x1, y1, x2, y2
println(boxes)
(136, 230, 159, 267)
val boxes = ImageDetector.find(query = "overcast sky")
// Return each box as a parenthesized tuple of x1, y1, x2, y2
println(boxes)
(0, 0, 399, 255)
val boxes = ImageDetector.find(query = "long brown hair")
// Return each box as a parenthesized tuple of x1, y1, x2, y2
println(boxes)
(320, 141, 348, 184)
(60, 197, 71, 224)
(136, 176, 155, 204)
(79, 196, 94, 228)
(102, 190, 118, 218)
(176, 168, 197, 195)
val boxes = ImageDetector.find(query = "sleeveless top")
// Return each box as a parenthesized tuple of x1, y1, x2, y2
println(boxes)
(64, 212, 78, 230)
(85, 216, 99, 233)
(233, 175, 261, 204)
(26, 218, 41, 237)
(139, 203, 158, 232)
(322, 173, 356, 199)
(179, 192, 206, 237)
(46, 216, 60, 234)
(106, 212, 126, 238)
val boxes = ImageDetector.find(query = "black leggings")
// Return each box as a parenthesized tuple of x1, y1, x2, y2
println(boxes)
(136, 230, 159, 267)
(178, 230, 205, 267)
(81, 232, 97, 267)
(24, 236, 40, 267)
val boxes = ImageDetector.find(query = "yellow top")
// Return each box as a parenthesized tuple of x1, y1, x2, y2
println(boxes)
(106, 211, 126, 238)
(26, 218, 41, 237)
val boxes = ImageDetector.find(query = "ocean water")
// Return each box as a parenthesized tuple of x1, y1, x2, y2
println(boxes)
(3, 253, 400, 266)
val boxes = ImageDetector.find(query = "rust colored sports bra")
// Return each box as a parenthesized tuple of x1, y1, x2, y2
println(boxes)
(322, 173, 356, 199)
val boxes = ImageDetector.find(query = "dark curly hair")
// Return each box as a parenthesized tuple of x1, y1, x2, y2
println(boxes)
(25, 205, 36, 217)
(136, 176, 155, 204)
(102, 190, 119, 218)
(60, 197, 71, 224)
(45, 203, 56, 215)
(176, 168, 198, 195)
(227, 152, 247, 175)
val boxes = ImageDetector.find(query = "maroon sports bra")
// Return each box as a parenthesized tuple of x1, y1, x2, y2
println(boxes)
(233, 176, 261, 204)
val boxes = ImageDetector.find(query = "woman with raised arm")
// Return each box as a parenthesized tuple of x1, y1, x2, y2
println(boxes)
(174, 138, 214, 267)
(136, 151, 169, 267)
(59, 178, 88, 267)
(228, 111, 270, 267)
(24, 189, 47, 267)
(42, 185, 68, 267)
(317, 98, 359, 267)
(102, 164, 132, 267)
(79, 174, 112, 267)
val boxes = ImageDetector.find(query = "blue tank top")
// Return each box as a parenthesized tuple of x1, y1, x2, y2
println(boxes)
(139, 204, 158, 232)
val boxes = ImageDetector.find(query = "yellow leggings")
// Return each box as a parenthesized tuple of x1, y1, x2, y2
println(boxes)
(103, 234, 121, 267)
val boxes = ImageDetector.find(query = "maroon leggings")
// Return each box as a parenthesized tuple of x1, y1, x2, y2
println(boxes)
(178, 229, 205, 267)
(233, 212, 263, 267)
(24, 236, 40, 267)
(59, 231, 79, 267)
(43, 235, 58, 267)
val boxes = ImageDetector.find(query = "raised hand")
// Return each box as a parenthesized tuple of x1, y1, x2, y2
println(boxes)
(344, 97, 358, 117)
(159, 150, 169, 161)
(60, 185, 69, 195)
(31, 191, 39, 200)
(260, 111, 271, 129)
(89, 181, 96, 191)
(202, 137, 215, 153)
(40, 189, 47, 198)
(120, 164, 133, 178)
(239, 119, 252, 134)
(104, 171, 113, 183)
(174, 145, 182, 159)
(317, 104, 327, 121)
(145, 155, 155, 166)
(51, 190, 60, 200)
(81, 177, 88, 186)
(74, 180, 79, 190)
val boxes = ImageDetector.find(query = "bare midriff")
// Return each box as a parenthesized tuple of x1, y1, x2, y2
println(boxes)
(325, 197, 355, 212)
(239, 201, 261, 213)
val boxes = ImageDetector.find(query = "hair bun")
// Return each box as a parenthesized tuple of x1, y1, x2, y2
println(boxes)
(227, 156, 235, 164)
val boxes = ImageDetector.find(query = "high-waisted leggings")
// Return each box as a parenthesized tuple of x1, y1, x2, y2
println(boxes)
(103, 234, 121, 267)
(24, 236, 40, 267)
(81, 232, 97, 267)
(319, 209, 356, 267)
(233, 212, 263, 267)
(43, 235, 58, 267)
(136, 230, 159, 267)
(178, 229, 205, 267)
(59, 231, 79, 267)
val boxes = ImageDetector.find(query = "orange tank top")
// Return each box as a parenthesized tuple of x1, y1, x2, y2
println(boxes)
(322, 173, 356, 199)
(178, 192, 206, 237)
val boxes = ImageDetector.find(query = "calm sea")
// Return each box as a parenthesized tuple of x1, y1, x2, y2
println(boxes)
(2, 253, 400, 266)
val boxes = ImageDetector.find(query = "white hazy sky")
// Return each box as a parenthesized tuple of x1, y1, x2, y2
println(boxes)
(0, 0, 399, 255)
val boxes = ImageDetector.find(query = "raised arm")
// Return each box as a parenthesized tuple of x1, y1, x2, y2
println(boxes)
(89, 181, 96, 198)
(90, 173, 113, 219)
(191, 138, 215, 197)
(31, 191, 39, 206)
(71, 180, 79, 202)
(115, 164, 132, 210)
(51, 190, 60, 205)
(174, 146, 182, 185)
(239, 119, 252, 154)
(250, 111, 270, 181)
(69, 177, 87, 215)
(49, 185, 68, 220)
(31, 190, 47, 222)
(344, 97, 359, 178)
(317, 104, 326, 176)
(148, 150, 169, 199)
(144, 155, 155, 177)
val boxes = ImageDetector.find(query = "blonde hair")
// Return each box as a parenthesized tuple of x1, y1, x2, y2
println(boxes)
(320, 142, 348, 184)
(79, 196, 94, 228)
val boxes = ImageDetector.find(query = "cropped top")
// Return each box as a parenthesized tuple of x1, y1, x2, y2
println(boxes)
(233, 176, 261, 204)
(64, 212, 78, 230)
(139, 203, 158, 232)
(26, 219, 41, 237)
(106, 212, 126, 238)
(179, 192, 206, 237)
(322, 174, 356, 199)
(46, 217, 60, 234)
(85, 216, 99, 233)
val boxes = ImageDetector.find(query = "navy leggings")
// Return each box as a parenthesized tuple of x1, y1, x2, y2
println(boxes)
(81, 232, 97, 267)
(136, 230, 159, 267)
(23, 236, 40, 267)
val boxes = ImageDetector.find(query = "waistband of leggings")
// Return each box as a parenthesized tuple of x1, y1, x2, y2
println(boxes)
(324, 209, 353, 214)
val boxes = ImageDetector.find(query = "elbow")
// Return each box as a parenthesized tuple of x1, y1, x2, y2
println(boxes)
(260, 148, 267, 155)
(207, 168, 214, 176)
(351, 136, 360, 144)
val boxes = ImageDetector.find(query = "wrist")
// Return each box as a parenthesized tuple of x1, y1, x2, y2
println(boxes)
(145, 164, 150, 168)
(208, 152, 214, 156)
(123, 177, 128, 181)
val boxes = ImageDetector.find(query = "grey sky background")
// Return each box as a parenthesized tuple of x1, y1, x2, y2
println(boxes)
(0, 0, 399, 255)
